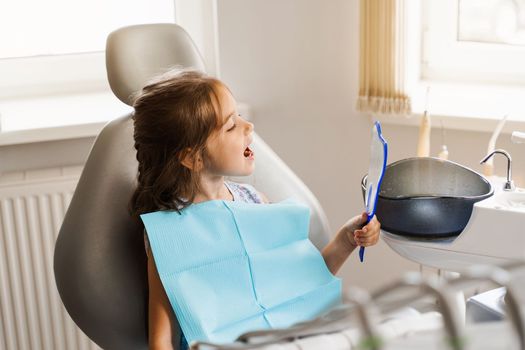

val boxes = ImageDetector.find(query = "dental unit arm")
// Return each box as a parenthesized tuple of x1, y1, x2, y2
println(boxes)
(372, 272, 465, 350)
(189, 263, 525, 350)
(444, 264, 525, 350)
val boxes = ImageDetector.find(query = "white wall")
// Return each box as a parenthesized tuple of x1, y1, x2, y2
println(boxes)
(215, 0, 525, 291)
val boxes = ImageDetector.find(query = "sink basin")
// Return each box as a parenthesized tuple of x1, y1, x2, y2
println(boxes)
(362, 157, 493, 238)
(381, 186, 525, 272)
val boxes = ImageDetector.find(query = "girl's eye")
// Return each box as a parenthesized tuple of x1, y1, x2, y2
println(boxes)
(227, 124, 236, 132)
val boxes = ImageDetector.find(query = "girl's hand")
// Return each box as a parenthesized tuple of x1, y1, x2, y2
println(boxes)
(323, 213, 382, 274)
(340, 212, 381, 251)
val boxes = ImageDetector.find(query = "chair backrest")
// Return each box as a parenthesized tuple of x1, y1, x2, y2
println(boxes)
(54, 23, 332, 350)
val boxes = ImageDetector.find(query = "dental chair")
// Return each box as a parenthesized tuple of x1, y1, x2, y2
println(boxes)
(54, 23, 332, 350)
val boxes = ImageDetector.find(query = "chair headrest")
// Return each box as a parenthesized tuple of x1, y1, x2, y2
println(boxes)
(105, 23, 206, 106)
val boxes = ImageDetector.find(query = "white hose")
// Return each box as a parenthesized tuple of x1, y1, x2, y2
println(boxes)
(511, 131, 525, 144)
(483, 114, 508, 177)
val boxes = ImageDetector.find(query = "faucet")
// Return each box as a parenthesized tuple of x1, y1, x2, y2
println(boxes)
(480, 149, 515, 191)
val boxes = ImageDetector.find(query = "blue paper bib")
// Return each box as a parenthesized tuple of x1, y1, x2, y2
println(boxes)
(140, 198, 341, 344)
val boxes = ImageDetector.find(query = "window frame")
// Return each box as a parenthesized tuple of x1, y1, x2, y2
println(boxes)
(0, 1, 178, 100)
(0, 53, 108, 100)
(374, 0, 525, 133)
(421, 0, 525, 85)
(0, 0, 220, 140)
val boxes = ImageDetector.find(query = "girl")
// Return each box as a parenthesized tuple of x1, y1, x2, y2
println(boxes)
(129, 70, 381, 350)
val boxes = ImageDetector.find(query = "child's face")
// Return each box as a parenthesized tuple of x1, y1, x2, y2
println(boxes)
(203, 85, 255, 177)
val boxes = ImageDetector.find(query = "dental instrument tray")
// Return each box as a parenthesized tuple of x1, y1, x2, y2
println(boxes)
(361, 157, 493, 238)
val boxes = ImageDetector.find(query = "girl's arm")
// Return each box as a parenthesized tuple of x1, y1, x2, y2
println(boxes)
(257, 189, 380, 275)
(321, 225, 358, 275)
(322, 213, 380, 275)
(147, 252, 177, 350)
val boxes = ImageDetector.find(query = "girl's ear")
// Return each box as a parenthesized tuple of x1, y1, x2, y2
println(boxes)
(180, 148, 203, 171)
(179, 148, 194, 170)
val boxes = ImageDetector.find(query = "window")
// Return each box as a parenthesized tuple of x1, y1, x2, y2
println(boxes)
(0, 0, 177, 135)
(0, 0, 175, 99)
(0, 0, 222, 137)
(422, 0, 525, 85)
(401, 0, 525, 127)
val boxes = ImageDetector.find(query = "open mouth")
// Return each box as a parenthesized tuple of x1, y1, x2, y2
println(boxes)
(244, 146, 254, 158)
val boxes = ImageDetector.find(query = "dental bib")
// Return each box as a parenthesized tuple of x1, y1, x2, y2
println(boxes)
(140, 198, 342, 344)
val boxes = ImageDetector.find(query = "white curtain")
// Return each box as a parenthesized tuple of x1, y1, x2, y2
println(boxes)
(357, 0, 411, 115)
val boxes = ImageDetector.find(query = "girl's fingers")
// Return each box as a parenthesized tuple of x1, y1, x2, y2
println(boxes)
(355, 227, 379, 239)
(362, 221, 380, 235)
(354, 235, 380, 247)
(353, 216, 381, 246)
(354, 212, 368, 228)
(354, 227, 380, 246)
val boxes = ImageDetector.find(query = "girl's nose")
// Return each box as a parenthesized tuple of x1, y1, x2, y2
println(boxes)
(245, 120, 254, 133)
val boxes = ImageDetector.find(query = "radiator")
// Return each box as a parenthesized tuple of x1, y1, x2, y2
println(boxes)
(0, 166, 101, 350)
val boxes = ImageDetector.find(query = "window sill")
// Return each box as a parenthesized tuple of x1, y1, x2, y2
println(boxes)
(374, 112, 525, 135)
(376, 80, 525, 134)
(0, 89, 132, 146)
(0, 122, 109, 146)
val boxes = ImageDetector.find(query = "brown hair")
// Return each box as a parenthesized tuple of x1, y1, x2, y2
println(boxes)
(129, 69, 225, 218)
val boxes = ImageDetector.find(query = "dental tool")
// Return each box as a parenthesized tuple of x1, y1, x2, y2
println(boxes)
(416, 87, 431, 157)
(445, 264, 525, 350)
(438, 119, 449, 160)
(483, 114, 508, 177)
(372, 272, 465, 350)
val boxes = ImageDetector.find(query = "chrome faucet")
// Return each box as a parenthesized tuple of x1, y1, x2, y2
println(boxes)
(480, 149, 515, 191)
